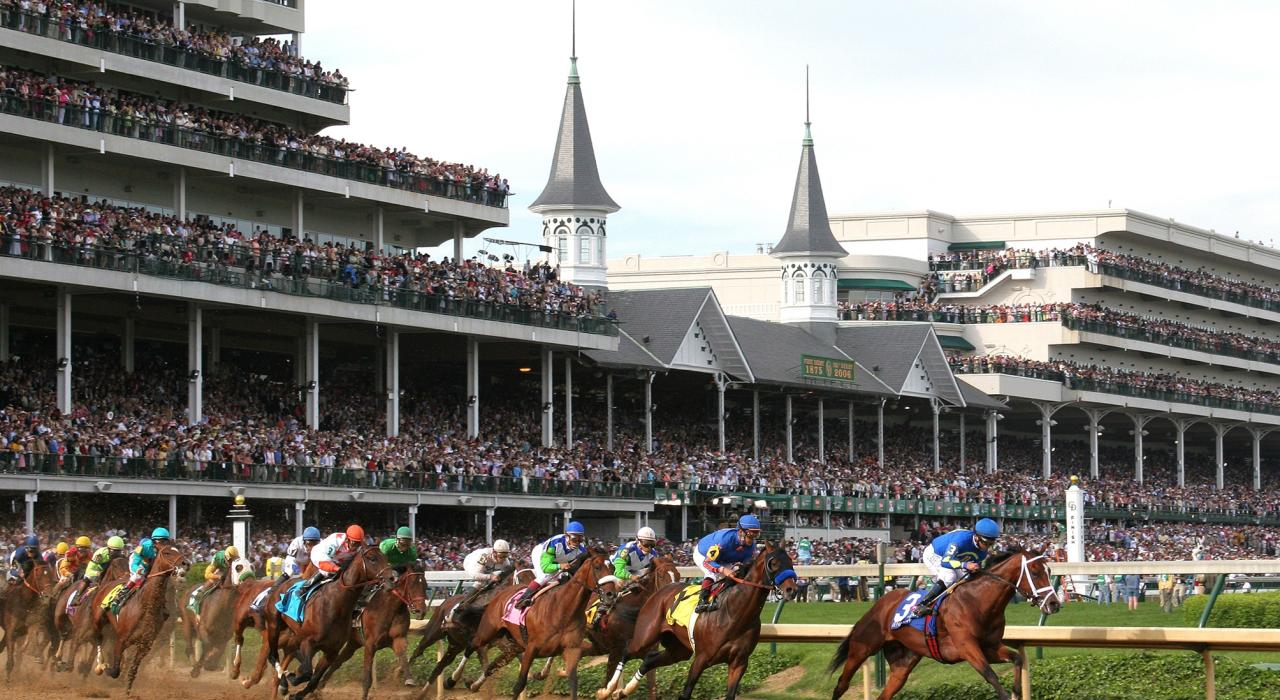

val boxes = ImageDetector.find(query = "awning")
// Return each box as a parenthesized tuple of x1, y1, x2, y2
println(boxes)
(838, 278, 917, 292)
(937, 335, 975, 351)
(947, 241, 1005, 251)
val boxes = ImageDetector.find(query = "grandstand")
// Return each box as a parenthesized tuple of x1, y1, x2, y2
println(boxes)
(4, 0, 1280, 570)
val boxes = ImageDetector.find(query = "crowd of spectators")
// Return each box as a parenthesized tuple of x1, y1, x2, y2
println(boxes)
(0, 66, 508, 204)
(924, 245, 1091, 293)
(0, 186, 601, 319)
(0, 1, 349, 97)
(950, 354, 1280, 415)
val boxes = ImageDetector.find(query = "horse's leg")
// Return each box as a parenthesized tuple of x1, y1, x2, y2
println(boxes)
(290, 645, 336, 700)
(126, 625, 159, 693)
(563, 645, 585, 700)
(441, 644, 469, 689)
(469, 644, 517, 693)
(831, 633, 882, 700)
(392, 633, 413, 687)
(230, 614, 248, 679)
(676, 654, 711, 700)
(288, 638, 315, 686)
(317, 637, 358, 690)
(962, 645, 1011, 700)
(987, 645, 1023, 700)
(360, 637, 377, 700)
(532, 655, 555, 681)
(508, 647, 539, 700)
(876, 648, 921, 700)
(597, 650, 625, 700)
(619, 643, 690, 698)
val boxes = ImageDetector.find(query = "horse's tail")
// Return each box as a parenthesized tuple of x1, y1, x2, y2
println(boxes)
(826, 603, 882, 675)
(420, 598, 448, 644)
(826, 634, 852, 675)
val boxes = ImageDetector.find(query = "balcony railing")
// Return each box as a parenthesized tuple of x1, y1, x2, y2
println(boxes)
(1061, 315, 1280, 365)
(0, 94, 508, 208)
(1096, 262, 1280, 314)
(1, 452, 654, 500)
(931, 254, 1090, 294)
(1, 7, 341, 104)
(1, 241, 617, 336)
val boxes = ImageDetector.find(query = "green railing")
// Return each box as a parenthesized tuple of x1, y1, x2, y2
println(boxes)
(929, 253, 1089, 272)
(0, 93, 507, 208)
(1, 452, 654, 500)
(1097, 262, 1280, 314)
(0, 8, 333, 101)
(1061, 315, 1280, 364)
(0, 241, 616, 336)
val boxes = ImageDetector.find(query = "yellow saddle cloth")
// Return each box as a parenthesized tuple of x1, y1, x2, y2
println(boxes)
(665, 584, 702, 650)
(100, 583, 125, 610)
(585, 599, 602, 627)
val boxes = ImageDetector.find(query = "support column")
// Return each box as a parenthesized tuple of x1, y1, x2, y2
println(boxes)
(63, 498, 71, 528)
(466, 337, 480, 439)
(848, 401, 855, 462)
(540, 348, 554, 448)
(408, 505, 418, 540)
(56, 287, 71, 414)
(385, 330, 400, 438)
(752, 390, 761, 460)
(564, 355, 574, 447)
(644, 372, 654, 454)
(680, 504, 688, 542)
(484, 507, 494, 544)
(122, 317, 135, 373)
(453, 222, 465, 263)
(187, 303, 202, 424)
(986, 409, 999, 474)
(41, 143, 55, 196)
(294, 501, 306, 538)
(605, 373, 614, 452)
(877, 398, 886, 469)
(24, 492, 37, 535)
(372, 206, 385, 252)
(716, 375, 727, 453)
(1033, 401, 1064, 479)
(289, 31, 300, 56)
(305, 318, 320, 430)
(931, 399, 941, 472)
(634, 512, 642, 537)
(1130, 414, 1153, 484)
(294, 336, 306, 386)
(173, 2, 185, 29)
(0, 302, 9, 362)
(174, 166, 187, 220)
(1082, 408, 1112, 479)
(784, 394, 794, 463)
(168, 495, 178, 541)
(1213, 423, 1233, 491)
(1250, 428, 1271, 492)
(1171, 419, 1193, 488)
(209, 327, 221, 367)
(292, 189, 305, 238)
(817, 398, 826, 464)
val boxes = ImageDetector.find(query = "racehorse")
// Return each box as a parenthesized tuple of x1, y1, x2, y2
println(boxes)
(0, 560, 57, 680)
(589, 556, 681, 700)
(455, 550, 614, 700)
(316, 569, 429, 700)
(181, 564, 239, 676)
(52, 556, 127, 670)
(409, 567, 533, 693)
(228, 577, 278, 681)
(611, 542, 799, 700)
(95, 543, 187, 692)
(827, 547, 1061, 700)
(266, 545, 394, 700)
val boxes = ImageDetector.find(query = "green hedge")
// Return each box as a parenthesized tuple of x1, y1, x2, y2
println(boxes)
(1183, 591, 1280, 628)
(895, 652, 1280, 700)
(186, 562, 208, 584)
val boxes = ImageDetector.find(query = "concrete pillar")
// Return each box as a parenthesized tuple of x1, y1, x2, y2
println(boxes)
(634, 512, 642, 537)
(174, 166, 187, 220)
(1083, 408, 1111, 480)
(55, 287, 72, 414)
(292, 189, 305, 239)
(62, 498, 71, 528)
(604, 373, 614, 451)
(717, 376, 726, 453)
(294, 501, 306, 539)
(408, 505, 418, 540)
(817, 398, 825, 464)
(680, 504, 688, 542)
(168, 495, 178, 541)
(0, 302, 9, 362)
(958, 412, 966, 472)
(209, 327, 221, 367)
(385, 330, 400, 438)
(848, 401, 855, 463)
(453, 222, 465, 264)
(784, 394, 794, 463)
(305, 318, 320, 430)
(752, 390, 761, 460)
(41, 143, 55, 196)
(187, 303, 202, 424)
(1250, 428, 1269, 492)
(1130, 414, 1152, 484)
(644, 372, 654, 454)
(372, 206, 385, 252)
(986, 409, 999, 474)
(464, 337, 479, 439)
(122, 317, 135, 373)
(877, 398, 886, 469)
(1173, 420, 1191, 488)
(484, 507, 494, 544)
(540, 347, 554, 448)
(931, 399, 941, 472)
(24, 492, 37, 535)
(290, 31, 300, 56)
(294, 336, 306, 385)
(174, 2, 185, 29)
(1034, 401, 1060, 479)
(564, 355, 573, 447)
(1214, 424, 1228, 490)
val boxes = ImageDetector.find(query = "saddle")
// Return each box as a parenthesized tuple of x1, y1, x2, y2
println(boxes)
(275, 576, 335, 623)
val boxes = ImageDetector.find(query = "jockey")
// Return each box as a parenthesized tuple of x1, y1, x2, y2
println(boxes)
(57, 536, 94, 583)
(611, 527, 658, 583)
(84, 536, 127, 584)
(299, 524, 364, 597)
(121, 527, 171, 602)
(45, 541, 69, 566)
(7, 534, 41, 582)
(911, 518, 1001, 617)
(515, 521, 587, 609)
(282, 526, 323, 582)
(693, 514, 762, 613)
(451, 539, 514, 620)
(205, 545, 240, 584)
(378, 526, 420, 573)
(264, 554, 284, 580)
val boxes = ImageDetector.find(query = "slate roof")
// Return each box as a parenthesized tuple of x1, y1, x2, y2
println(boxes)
(529, 59, 620, 213)
(602, 288, 713, 364)
(770, 128, 847, 257)
(725, 315, 894, 395)
(834, 324, 967, 406)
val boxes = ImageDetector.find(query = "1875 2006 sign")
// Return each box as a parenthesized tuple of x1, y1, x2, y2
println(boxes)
(801, 355, 856, 382)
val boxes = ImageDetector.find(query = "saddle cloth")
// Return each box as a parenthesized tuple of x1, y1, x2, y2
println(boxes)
(275, 577, 332, 623)
(665, 584, 702, 650)
(501, 589, 529, 627)
(890, 588, 948, 632)
(100, 583, 126, 610)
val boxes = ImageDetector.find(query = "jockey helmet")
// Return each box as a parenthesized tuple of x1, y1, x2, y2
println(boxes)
(975, 518, 1001, 540)
(345, 524, 366, 542)
(225, 545, 239, 559)
(565, 521, 586, 535)
(396, 526, 413, 540)
(24, 535, 38, 547)
(151, 527, 171, 541)
(493, 539, 511, 553)
(107, 536, 125, 550)
(56, 542, 69, 555)
(637, 527, 657, 543)
(302, 526, 322, 542)
(737, 514, 762, 532)
(76, 536, 92, 548)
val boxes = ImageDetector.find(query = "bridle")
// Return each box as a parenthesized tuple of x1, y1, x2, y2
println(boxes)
(337, 547, 393, 590)
(388, 571, 428, 614)
(722, 547, 797, 593)
(982, 553, 1060, 613)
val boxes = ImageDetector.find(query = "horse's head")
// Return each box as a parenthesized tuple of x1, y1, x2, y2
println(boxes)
(345, 545, 395, 587)
(153, 543, 187, 576)
(649, 556, 681, 589)
(575, 549, 617, 606)
(397, 570, 429, 618)
(27, 561, 57, 597)
(985, 547, 1061, 615)
(759, 542, 799, 602)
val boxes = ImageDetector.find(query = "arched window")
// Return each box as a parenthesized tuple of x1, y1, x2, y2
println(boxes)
(794, 279, 805, 303)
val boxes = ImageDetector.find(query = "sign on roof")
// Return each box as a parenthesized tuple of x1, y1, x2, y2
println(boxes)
(801, 355, 856, 383)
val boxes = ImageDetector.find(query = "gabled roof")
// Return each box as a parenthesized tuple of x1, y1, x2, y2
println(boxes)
(601, 288, 752, 381)
(835, 324, 970, 406)
(581, 326, 666, 372)
(957, 379, 1007, 411)
(770, 126, 847, 257)
(529, 58, 620, 214)
(726, 315, 895, 396)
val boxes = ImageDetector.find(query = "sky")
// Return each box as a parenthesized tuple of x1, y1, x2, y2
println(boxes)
(305, 0, 1280, 260)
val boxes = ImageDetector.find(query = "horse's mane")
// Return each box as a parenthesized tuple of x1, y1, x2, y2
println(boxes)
(980, 545, 1032, 571)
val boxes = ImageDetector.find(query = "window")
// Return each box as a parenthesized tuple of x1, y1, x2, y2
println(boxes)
(557, 236, 568, 263)
(579, 236, 592, 264)
(812, 278, 824, 304)
(794, 279, 805, 303)
(597, 236, 605, 263)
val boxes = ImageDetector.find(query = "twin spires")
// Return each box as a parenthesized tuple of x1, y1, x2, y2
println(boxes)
(528, 55, 618, 214)
(771, 77, 846, 258)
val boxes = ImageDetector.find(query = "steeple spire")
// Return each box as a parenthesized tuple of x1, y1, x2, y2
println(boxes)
(771, 67, 845, 257)
(803, 64, 813, 146)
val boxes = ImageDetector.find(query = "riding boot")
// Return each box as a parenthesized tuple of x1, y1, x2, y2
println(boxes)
(912, 579, 947, 617)
(515, 581, 541, 610)
(693, 578, 715, 613)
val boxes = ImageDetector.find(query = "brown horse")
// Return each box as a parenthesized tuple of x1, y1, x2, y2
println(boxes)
(316, 570, 429, 699)
(612, 543, 799, 700)
(827, 547, 1061, 700)
(410, 567, 534, 692)
(95, 543, 187, 692)
(227, 576, 278, 680)
(266, 545, 394, 700)
(52, 556, 128, 670)
(457, 550, 614, 700)
(181, 567, 240, 676)
(588, 556, 682, 700)
(0, 559, 57, 679)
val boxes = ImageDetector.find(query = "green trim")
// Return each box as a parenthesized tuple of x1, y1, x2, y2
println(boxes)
(838, 278, 916, 292)
(947, 241, 1005, 251)
(938, 335, 975, 351)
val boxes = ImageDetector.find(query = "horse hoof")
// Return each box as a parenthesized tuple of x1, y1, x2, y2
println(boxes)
(596, 689, 611, 700)
(404, 678, 418, 686)
(242, 679, 254, 689)
(443, 677, 456, 689)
